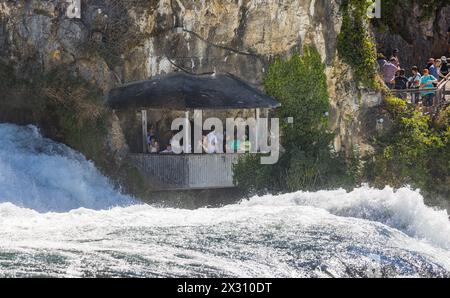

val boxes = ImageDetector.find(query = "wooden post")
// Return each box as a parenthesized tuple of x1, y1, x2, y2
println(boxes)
(255, 108, 260, 153)
(141, 110, 148, 153)
(194, 110, 202, 154)
(185, 111, 190, 153)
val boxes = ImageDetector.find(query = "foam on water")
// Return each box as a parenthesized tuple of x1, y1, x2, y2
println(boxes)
(0, 124, 134, 212)
(243, 187, 450, 250)
(0, 123, 449, 277)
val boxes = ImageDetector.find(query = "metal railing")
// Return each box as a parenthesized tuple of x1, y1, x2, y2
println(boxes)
(129, 153, 239, 191)
(390, 73, 450, 109)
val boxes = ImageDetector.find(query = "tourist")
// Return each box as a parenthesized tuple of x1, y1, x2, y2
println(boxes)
(434, 59, 444, 81)
(426, 58, 434, 70)
(390, 48, 400, 67)
(381, 57, 399, 89)
(428, 58, 440, 79)
(148, 136, 160, 153)
(408, 66, 422, 104)
(420, 68, 438, 114)
(226, 135, 242, 153)
(202, 135, 215, 154)
(147, 126, 156, 146)
(440, 56, 449, 77)
(394, 69, 408, 99)
(394, 69, 408, 89)
(408, 66, 422, 88)
(206, 127, 218, 153)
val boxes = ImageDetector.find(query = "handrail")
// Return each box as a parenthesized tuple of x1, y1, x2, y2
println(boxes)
(390, 72, 450, 106)
(391, 73, 450, 94)
(437, 72, 450, 88)
(436, 73, 450, 104)
(391, 88, 437, 94)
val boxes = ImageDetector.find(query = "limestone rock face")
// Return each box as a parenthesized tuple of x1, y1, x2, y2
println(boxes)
(0, 0, 378, 156)
(374, 3, 450, 68)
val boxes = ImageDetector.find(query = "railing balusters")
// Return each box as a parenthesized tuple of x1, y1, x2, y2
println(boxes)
(390, 73, 450, 110)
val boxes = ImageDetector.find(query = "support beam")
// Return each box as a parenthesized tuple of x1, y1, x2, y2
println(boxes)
(185, 111, 190, 153)
(141, 110, 148, 153)
(194, 110, 203, 154)
(255, 108, 261, 153)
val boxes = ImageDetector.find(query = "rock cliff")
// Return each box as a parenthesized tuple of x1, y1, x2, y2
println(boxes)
(0, 0, 380, 161)
(373, 1, 450, 68)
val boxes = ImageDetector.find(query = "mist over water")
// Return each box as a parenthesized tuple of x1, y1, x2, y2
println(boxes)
(0, 123, 450, 277)
(0, 124, 134, 212)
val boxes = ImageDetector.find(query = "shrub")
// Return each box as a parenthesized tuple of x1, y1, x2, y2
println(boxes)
(364, 97, 450, 200)
(337, 0, 379, 89)
(233, 46, 359, 195)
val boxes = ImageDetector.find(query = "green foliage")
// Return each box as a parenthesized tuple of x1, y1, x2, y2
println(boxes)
(233, 46, 360, 195)
(264, 46, 330, 149)
(364, 97, 450, 199)
(233, 154, 279, 194)
(337, 0, 378, 89)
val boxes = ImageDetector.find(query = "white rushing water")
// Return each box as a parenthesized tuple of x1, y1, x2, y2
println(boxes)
(0, 123, 450, 278)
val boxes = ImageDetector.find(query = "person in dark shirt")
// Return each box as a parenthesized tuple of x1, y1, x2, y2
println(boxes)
(429, 59, 440, 79)
(440, 56, 449, 78)
(394, 69, 408, 99)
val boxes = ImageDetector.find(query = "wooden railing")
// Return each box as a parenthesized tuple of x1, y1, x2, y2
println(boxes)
(390, 73, 450, 108)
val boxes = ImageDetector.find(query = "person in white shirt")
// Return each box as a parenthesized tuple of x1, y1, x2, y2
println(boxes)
(206, 130, 217, 153)
(206, 129, 217, 154)
(202, 135, 214, 154)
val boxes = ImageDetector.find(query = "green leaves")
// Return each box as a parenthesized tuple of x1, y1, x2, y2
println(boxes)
(233, 46, 360, 195)
(337, 0, 378, 89)
(365, 97, 450, 200)
(264, 46, 329, 149)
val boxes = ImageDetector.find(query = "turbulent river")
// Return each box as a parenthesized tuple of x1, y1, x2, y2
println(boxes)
(0, 123, 450, 278)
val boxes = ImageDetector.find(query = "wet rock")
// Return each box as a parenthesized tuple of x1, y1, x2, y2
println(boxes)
(0, 0, 380, 158)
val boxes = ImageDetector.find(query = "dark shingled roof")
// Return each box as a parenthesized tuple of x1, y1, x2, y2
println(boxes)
(107, 72, 281, 110)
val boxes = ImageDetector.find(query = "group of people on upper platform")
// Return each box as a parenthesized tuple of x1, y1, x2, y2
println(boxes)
(379, 47, 449, 113)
